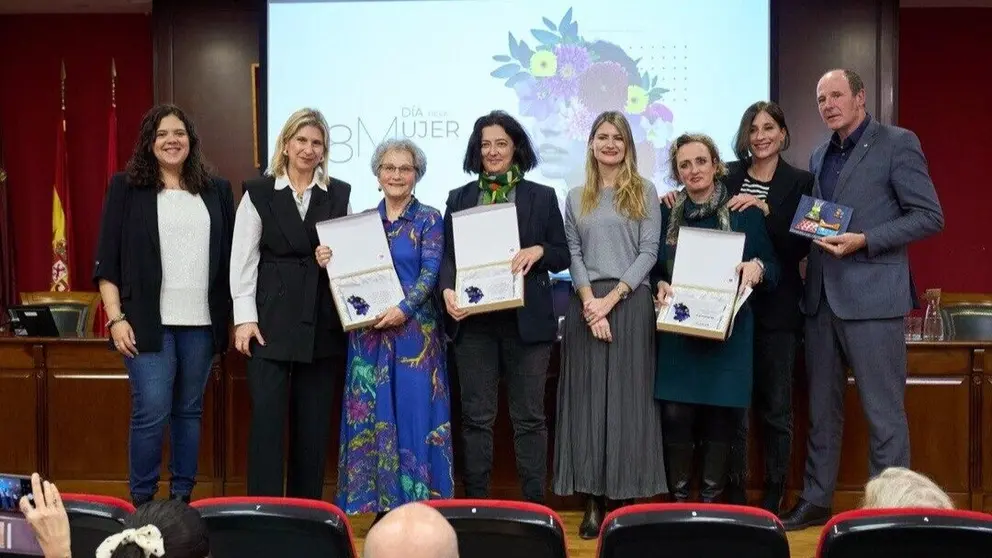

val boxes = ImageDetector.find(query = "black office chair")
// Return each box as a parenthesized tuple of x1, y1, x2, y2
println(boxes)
(428, 499, 568, 558)
(598, 503, 789, 558)
(60, 493, 135, 558)
(191, 496, 357, 558)
(942, 302, 992, 340)
(19, 291, 101, 336)
(817, 507, 992, 558)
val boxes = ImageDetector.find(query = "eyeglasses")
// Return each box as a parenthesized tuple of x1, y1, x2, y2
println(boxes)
(379, 164, 416, 176)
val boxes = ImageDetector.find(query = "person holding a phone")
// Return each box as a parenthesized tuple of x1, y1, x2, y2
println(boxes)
(14, 473, 71, 558)
(17, 472, 211, 558)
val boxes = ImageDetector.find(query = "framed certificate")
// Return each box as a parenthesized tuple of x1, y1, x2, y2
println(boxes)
(315, 212, 406, 331)
(656, 227, 750, 340)
(452, 203, 524, 314)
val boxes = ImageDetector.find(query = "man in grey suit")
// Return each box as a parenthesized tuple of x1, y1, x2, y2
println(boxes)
(780, 69, 944, 530)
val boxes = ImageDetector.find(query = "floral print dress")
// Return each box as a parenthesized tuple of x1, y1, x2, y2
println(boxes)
(335, 198, 453, 514)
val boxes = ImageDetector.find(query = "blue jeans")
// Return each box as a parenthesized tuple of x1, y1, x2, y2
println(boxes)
(125, 326, 214, 501)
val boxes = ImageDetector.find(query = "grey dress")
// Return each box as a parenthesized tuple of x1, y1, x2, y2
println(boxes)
(552, 185, 668, 499)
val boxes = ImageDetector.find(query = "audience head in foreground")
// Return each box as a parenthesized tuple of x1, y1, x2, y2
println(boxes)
(862, 467, 954, 510)
(97, 499, 210, 558)
(363, 502, 459, 558)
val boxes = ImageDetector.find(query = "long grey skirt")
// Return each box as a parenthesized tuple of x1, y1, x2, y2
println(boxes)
(552, 279, 668, 499)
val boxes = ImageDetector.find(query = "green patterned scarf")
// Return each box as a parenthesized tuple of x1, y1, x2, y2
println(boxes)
(664, 180, 732, 276)
(479, 164, 522, 204)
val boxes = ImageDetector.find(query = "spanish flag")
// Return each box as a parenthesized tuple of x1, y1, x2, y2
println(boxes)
(51, 65, 72, 292)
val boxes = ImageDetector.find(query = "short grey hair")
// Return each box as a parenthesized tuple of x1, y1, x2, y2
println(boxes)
(370, 138, 427, 183)
(862, 467, 953, 510)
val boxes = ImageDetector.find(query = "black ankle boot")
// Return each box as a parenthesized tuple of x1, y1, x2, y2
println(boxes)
(578, 494, 604, 540)
(170, 493, 191, 504)
(664, 443, 694, 502)
(700, 442, 731, 503)
(761, 480, 785, 514)
(131, 493, 154, 508)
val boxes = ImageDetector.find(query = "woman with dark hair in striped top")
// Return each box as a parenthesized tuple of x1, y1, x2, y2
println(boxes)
(721, 101, 813, 513)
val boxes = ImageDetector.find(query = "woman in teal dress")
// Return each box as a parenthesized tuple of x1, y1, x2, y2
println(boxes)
(652, 133, 779, 503)
(316, 138, 452, 517)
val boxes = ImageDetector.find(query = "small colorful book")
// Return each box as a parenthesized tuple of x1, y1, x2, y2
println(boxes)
(789, 195, 853, 239)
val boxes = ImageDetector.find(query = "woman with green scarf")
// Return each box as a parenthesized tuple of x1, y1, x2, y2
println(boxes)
(652, 133, 780, 503)
(437, 110, 570, 504)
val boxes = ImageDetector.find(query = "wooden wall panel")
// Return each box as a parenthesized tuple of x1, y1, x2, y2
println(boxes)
(0, 367, 38, 475)
(774, 0, 898, 168)
(47, 370, 130, 480)
(981, 350, 990, 512)
(834, 376, 971, 494)
(153, 0, 262, 197)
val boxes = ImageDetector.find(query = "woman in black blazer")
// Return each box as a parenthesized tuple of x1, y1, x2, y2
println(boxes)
(721, 101, 814, 512)
(229, 107, 351, 499)
(93, 104, 234, 507)
(438, 110, 570, 504)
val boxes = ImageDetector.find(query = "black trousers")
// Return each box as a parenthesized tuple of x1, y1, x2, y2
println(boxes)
(729, 328, 798, 485)
(453, 313, 551, 503)
(246, 355, 338, 499)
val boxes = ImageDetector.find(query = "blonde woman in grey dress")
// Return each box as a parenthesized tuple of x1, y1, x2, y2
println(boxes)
(553, 111, 667, 539)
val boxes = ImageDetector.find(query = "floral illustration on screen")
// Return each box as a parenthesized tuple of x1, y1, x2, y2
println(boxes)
(491, 8, 676, 195)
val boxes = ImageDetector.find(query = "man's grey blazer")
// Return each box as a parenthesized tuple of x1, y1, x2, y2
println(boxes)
(802, 118, 944, 320)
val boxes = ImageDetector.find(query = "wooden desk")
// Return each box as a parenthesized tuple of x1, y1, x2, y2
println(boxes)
(1, 335, 988, 512)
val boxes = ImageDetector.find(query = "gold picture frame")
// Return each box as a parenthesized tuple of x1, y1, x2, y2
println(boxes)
(251, 62, 261, 169)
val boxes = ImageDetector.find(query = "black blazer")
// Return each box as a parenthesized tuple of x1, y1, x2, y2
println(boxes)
(725, 158, 813, 331)
(92, 172, 235, 353)
(243, 176, 350, 363)
(438, 179, 569, 344)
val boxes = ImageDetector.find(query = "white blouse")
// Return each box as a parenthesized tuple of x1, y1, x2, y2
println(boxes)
(157, 189, 211, 326)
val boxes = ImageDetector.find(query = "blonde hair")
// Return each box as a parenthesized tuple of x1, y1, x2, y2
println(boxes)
(267, 107, 331, 185)
(580, 111, 647, 220)
(862, 467, 953, 510)
(667, 133, 728, 187)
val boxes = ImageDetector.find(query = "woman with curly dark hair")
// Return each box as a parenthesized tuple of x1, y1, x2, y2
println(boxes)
(93, 104, 235, 506)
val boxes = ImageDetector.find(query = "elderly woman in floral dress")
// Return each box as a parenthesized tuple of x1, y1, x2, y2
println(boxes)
(316, 139, 452, 521)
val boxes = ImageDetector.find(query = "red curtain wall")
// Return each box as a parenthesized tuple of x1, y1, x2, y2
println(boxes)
(900, 8, 992, 294)
(0, 14, 153, 295)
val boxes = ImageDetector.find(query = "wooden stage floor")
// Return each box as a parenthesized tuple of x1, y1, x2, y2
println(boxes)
(346, 510, 822, 557)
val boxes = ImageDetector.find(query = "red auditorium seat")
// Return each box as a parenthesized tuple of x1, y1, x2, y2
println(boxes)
(597, 503, 789, 558)
(59, 493, 135, 558)
(191, 497, 357, 558)
(816, 507, 992, 558)
(427, 499, 568, 558)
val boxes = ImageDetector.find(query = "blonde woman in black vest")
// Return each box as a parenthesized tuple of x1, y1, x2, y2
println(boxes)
(230, 107, 352, 498)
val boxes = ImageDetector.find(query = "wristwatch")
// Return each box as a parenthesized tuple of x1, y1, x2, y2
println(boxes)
(614, 283, 630, 300)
